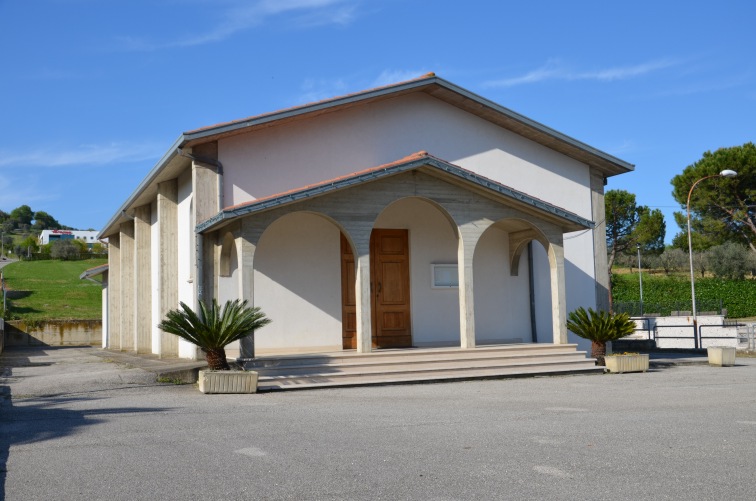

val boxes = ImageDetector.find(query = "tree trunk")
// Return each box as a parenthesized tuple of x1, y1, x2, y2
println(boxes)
(591, 340, 607, 366)
(204, 348, 230, 371)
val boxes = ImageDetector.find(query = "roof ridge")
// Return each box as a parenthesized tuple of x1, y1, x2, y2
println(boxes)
(184, 73, 438, 136)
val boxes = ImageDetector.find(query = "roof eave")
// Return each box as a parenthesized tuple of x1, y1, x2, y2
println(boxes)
(182, 76, 441, 145)
(98, 135, 186, 239)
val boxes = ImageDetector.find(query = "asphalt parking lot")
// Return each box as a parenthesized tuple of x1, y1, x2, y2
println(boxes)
(2, 346, 755, 500)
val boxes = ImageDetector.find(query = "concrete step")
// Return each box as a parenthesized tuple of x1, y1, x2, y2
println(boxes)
(253, 352, 591, 377)
(245, 344, 584, 369)
(247, 344, 601, 391)
(258, 360, 602, 391)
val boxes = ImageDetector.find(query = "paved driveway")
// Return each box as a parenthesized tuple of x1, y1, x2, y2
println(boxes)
(1, 346, 755, 500)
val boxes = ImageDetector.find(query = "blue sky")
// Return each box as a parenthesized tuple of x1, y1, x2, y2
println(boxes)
(1, 0, 754, 242)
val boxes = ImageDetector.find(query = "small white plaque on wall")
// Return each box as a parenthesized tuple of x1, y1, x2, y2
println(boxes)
(431, 264, 458, 288)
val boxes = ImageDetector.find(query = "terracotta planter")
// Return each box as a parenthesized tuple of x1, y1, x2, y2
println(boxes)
(707, 346, 736, 367)
(198, 370, 259, 394)
(605, 354, 649, 374)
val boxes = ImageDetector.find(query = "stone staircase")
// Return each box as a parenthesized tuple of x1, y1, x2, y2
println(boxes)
(242, 344, 601, 391)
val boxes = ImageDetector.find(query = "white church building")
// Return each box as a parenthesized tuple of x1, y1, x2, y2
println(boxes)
(96, 73, 632, 365)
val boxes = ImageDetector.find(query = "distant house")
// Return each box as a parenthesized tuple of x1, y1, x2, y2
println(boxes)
(39, 229, 100, 248)
(97, 74, 632, 360)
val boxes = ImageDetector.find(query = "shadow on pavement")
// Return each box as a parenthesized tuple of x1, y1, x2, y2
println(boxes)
(0, 348, 171, 499)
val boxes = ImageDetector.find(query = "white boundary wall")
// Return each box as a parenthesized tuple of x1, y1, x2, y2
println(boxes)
(631, 315, 738, 349)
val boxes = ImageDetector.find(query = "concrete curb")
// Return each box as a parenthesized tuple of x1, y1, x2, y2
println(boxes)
(90, 348, 207, 384)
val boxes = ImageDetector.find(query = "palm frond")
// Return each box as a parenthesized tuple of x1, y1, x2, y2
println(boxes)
(158, 299, 271, 351)
(566, 307, 635, 343)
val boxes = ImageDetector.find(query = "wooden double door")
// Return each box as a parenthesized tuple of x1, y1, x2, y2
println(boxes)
(341, 229, 412, 349)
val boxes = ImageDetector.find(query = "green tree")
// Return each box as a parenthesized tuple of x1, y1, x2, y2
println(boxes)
(50, 240, 80, 260)
(671, 142, 756, 251)
(19, 236, 39, 254)
(605, 189, 666, 273)
(9, 205, 34, 227)
(32, 211, 61, 230)
(707, 242, 750, 280)
(158, 299, 271, 370)
(91, 242, 107, 255)
(657, 248, 686, 274)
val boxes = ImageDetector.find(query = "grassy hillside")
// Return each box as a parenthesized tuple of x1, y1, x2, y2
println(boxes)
(2, 259, 106, 320)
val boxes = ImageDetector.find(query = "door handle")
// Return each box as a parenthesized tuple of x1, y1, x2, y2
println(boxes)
(377, 282, 382, 295)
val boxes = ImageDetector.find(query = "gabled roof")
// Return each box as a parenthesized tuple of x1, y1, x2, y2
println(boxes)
(196, 151, 594, 234)
(100, 73, 632, 238)
(181, 73, 633, 177)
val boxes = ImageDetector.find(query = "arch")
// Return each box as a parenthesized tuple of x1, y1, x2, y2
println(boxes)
(372, 196, 460, 347)
(252, 211, 345, 354)
(375, 195, 459, 238)
(219, 231, 236, 277)
(217, 230, 240, 311)
(471, 218, 556, 345)
(501, 219, 550, 277)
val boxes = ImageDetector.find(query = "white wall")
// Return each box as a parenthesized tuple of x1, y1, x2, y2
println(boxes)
(374, 198, 459, 346)
(473, 226, 531, 344)
(253, 212, 342, 353)
(218, 92, 598, 333)
(176, 170, 196, 358)
(101, 272, 108, 349)
(219, 93, 592, 220)
(631, 316, 737, 349)
(217, 234, 239, 305)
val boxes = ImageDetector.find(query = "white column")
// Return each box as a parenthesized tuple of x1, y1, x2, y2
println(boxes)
(239, 220, 261, 359)
(549, 240, 568, 344)
(456, 223, 490, 349)
(457, 233, 476, 349)
(355, 246, 372, 354)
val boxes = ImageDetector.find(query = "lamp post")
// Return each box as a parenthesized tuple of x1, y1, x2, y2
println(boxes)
(687, 169, 737, 347)
(637, 243, 643, 316)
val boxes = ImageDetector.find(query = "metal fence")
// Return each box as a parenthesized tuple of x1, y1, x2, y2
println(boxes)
(628, 316, 744, 350)
(737, 324, 756, 351)
(615, 299, 724, 318)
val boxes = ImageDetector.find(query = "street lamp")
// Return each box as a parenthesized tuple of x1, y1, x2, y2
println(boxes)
(687, 169, 737, 347)
(637, 243, 643, 316)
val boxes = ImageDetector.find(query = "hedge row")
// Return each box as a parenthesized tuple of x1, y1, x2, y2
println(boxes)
(612, 274, 756, 318)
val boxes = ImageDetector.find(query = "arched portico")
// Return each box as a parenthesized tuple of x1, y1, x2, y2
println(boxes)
(471, 219, 564, 347)
(211, 164, 579, 357)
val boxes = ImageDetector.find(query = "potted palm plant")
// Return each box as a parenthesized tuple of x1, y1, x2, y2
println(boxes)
(566, 307, 636, 368)
(158, 299, 271, 393)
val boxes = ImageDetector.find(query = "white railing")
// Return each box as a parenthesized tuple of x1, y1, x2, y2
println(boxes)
(737, 323, 756, 351)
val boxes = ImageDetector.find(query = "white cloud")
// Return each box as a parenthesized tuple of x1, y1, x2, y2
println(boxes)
(371, 69, 432, 88)
(485, 58, 679, 88)
(0, 142, 162, 168)
(117, 0, 358, 51)
(0, 174, 52, 209)
(296, 68, 432, 104)
(298, 77, 349, 103)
